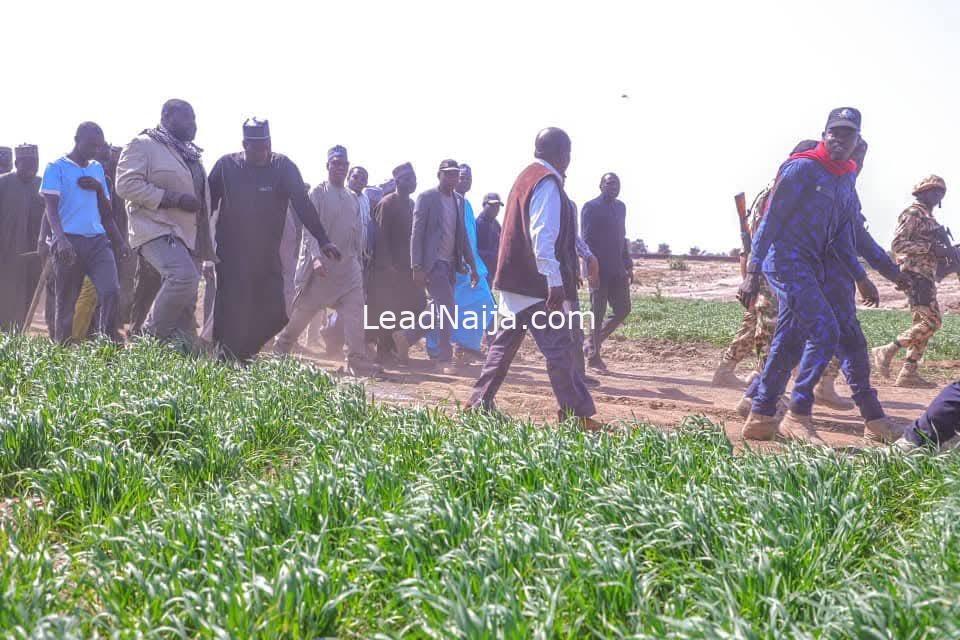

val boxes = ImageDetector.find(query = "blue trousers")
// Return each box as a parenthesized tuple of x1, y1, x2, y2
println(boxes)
(822, 273, 884, 420)
(903, 381, 960, 446)
(752, 270, 838, 416)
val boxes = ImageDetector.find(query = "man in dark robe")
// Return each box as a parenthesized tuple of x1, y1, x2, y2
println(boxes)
(367, 162, 425, 362)
(208, 118, 340, 362)
(0, 144, 43, 331)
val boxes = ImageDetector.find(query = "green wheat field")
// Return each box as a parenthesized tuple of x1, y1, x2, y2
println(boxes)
(2, 333, 960, 638)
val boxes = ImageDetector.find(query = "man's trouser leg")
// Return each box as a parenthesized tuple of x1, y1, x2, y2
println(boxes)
(903, 381, 960, 446)
(53, 246, 88, 344)
(826, 279, 883, 420)
(569, 297, 587, 376)
(333, 285, 366, 362)
(202, 265, 216, 328)
(140, 235, 201, 341)
(527, 303, 596, 418)
(274, 284, 326, 354)
(71, 277, 98, 341)
(117, 253, 136, 326)
(897, 303, 942, 362)
(585, 280, 609, 360)
(403, 261, 455, 362)
(753, 273, 838, 417)
(597, 275, 631, 344)
(721, 309, 758, 365)
(82, 235, 120, 337)
(130, 254, 162, 335)
(469, 312, 527, 411)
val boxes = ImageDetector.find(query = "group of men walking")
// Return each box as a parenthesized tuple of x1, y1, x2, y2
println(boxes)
(714, 106, 955, 449)
(1, 102, 638, 429)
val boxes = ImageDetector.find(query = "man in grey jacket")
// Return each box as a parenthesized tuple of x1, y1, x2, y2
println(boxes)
(393, 159, 478, 373)
(116, 99, 215, 345)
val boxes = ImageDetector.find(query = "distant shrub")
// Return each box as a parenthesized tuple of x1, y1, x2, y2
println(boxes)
(669, 257, 689, 271)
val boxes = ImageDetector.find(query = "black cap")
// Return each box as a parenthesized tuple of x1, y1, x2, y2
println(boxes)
(392, 162, 414, 179)
(438, 159, 459, 173)
(243, 117, 270, 140)
(825, 107, 861, 132)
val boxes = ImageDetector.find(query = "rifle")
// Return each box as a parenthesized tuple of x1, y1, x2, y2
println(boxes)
(734, 192, 750, 278)
(932, 224, 960, 282)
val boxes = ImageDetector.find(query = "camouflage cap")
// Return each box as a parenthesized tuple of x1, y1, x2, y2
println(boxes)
(912, 175, 947, 197)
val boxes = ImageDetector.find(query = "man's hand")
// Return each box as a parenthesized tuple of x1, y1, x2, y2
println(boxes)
(202, 261, 216, 279)
(54, 234, 76, 265)
(320, 243, 341, 261)
(587, 256, 600, 289)
(77, 176, 103, 194)
(546, 285, 565, 312)
(177, 193, 202, 213)
(117, 240, 132, 260)
(470, 271, 479, 288)
(893, 271, 911, 291)
(312, 258, 328, 278)
(413, 269, 427, 287)
(857, 277, 880, 308)
(736, 273, 760, 309)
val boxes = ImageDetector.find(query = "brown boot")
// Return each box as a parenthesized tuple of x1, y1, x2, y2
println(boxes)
(814, 371, 855, 411)
(893, 360, 936, 388)
(712, 359, 746, 388)
(873, 343, 899, 379)
(864, 417, 902, 444)
(741, 412, 780, 441)
(779, 411, 827, 446)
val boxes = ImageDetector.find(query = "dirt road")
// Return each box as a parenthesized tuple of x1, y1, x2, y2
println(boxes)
(301, 335, 953, 450)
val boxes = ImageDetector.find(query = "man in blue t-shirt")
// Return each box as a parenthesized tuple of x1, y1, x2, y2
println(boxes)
(40, 122, 128, 343)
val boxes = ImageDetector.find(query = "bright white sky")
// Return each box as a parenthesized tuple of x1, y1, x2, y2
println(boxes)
(3, 0, 957, 254)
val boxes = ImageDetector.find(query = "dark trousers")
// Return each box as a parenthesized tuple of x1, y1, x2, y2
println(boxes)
(745, 273, 885, 422)
(823, 274, 883, 420)
(130, 254, 161, 335)
(469, 302, 596, 418)
(404, 260, 455, 362)
(52, 234, 119, 344)
(904, 381, 960, 446)
(570, 296, 587, 375)
(753, 271, 838, 416)
(585, 275, 631, 359)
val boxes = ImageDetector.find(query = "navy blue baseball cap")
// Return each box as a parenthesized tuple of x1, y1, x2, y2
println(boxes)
(825, 107, 861, 132)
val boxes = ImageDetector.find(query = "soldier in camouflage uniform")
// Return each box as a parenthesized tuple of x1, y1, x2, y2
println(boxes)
(713, 186, 775, 387)
(873, 175, 947, 388)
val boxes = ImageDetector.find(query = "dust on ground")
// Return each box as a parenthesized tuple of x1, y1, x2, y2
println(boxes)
(300, 335, 950, 452)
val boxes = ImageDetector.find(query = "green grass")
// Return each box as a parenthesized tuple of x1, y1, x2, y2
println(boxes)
(609, 295, 960, 361)
(3, 335, 960, 638)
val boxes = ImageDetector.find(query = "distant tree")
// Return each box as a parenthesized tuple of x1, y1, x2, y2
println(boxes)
(631, 239, 648, 255)
(689, 246, 702, 256)
(657, 243, 671, 255)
